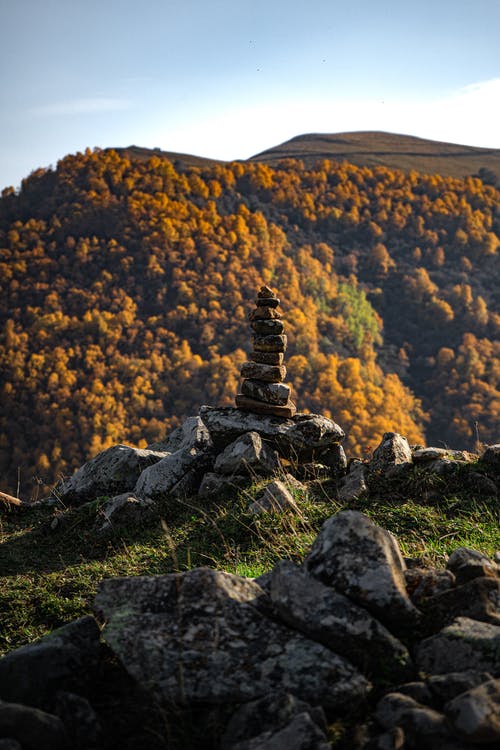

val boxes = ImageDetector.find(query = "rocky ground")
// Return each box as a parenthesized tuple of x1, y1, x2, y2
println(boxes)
(0, 408, 499, 749)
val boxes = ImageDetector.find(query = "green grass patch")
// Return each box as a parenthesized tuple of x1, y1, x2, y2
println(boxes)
(1, 476, 499, 655)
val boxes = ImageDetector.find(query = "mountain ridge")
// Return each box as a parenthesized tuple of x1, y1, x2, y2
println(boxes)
(110, 130, 500, 181)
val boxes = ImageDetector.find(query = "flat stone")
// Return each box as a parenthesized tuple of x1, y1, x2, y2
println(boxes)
(251, 351, 284, 365)
(256, 298, 280, 308)
(269, 560, 413, 682)
(93, 568, 371, 709)
(250, 320, 285, 335)
(253, 334, 287, 352)
(53, 444, 167, 506)
(446, 547, 498, 585)
(258, 285, 278, 299)
(200, 407, 344, 460)
(445, 678, 500, 743)
(241, 379, 291, 406)
(412, 447, 477, 463)
(240, 362, 286, 382)
(214, 432, 280, 476)
(416, 617, 500, 675)
(249, 307, 282, 321)
(249, 481, 299, 515)
(412, 447, 450, 462)
(235, 395, 297, 418)
(305, 510, 420, 630)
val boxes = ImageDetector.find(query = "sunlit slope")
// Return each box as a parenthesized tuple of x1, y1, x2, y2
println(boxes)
(0, 147, 498, 495)
(251, 131, 500, 181)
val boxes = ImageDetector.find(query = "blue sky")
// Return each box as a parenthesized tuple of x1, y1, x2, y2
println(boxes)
(1, 0, 500, 190)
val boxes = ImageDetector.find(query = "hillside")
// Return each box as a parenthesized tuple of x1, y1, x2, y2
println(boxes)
(251, 131, 500, 182)
(0, 145, 499, 496)
(0, 415, 499, 748)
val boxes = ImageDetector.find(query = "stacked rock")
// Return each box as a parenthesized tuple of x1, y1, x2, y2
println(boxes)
(235, 286, 297, 418)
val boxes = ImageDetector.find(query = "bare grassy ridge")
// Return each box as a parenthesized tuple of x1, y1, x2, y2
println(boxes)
(250, 130, 500, 181)
(115, 132, 500, 181)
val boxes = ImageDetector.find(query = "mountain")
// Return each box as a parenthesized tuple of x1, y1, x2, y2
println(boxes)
(251, 131, 500, 182)
(111, 131, 500, 183)
(0, 141, 499, 495)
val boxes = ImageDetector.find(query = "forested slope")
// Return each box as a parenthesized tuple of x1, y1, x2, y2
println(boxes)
(1, 147, 498, 495)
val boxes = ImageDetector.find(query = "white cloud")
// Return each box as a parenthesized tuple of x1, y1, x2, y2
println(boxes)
(150, 78, 500, 160)
(32, 97, 133, 117)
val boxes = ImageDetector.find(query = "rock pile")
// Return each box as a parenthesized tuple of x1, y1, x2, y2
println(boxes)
(235, 286, 296, 418)
(1, 511, 500, 749)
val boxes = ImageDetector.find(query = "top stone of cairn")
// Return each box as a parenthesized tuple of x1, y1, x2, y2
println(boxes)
(235, 286, 297, 418)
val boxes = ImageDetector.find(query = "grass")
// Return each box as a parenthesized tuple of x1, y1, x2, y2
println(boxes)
(252, 131, 500, 182)
(1, 470, 499, 655)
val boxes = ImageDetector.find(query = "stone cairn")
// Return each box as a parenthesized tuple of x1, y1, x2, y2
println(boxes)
(235, 286, 297, 418)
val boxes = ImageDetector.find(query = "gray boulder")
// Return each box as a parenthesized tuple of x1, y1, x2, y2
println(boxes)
(134, 446, 213, 501)
(228, 712, 330, 750)
(370, 433, 412, 475)
(427, 670, 494, 705)
(338, 460, 368, 502)
(222, 692, 327, 750)
(94, 492, 157, 534)
(412, 447, 477, 463)
(249, 481, 299, 515)
(0, 702, 68, 750)
(0, 740, 22, 750)
(304, 510, 420, 629)
(405, 567, 455, 606)
(269, 560, 413, 681)
(55, 691, 102, 749)
(375, 692, 449, 738)
(445, 678, 500, 743)
(416, 617, 500, 675)
(147, 416, 212, 453)
(199, 406, 344, 461)
(481, 444, 500, 470)
(55, 444, 166, 505)
(394, 681, 433, 704)
(0, 616, 100, 708)
(214, 432, 280, 477)
(421, 576, 500, 629)
(93, 567, 370, 709)
(198, 472, 248, 500)
(446, 547, 498, 585)
(313, 443, 347, 475)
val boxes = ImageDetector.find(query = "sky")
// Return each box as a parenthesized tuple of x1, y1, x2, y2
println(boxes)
(1, 0, 500, 191)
